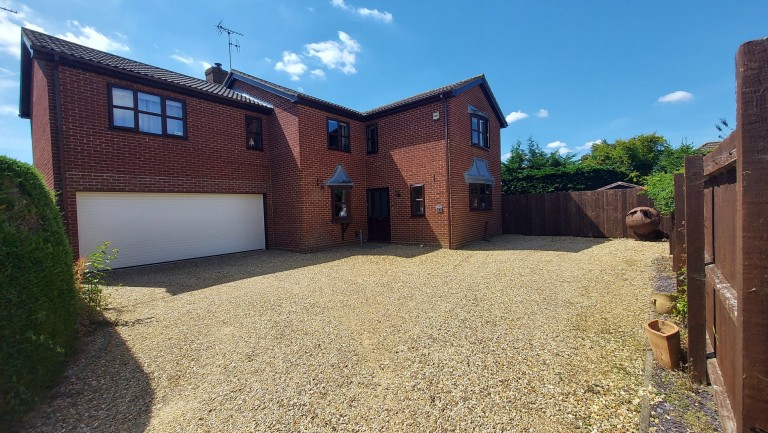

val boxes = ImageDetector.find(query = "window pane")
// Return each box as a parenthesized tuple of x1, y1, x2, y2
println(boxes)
(472, 131, 479, 145)
(340, 122, 348, 137)
(139, 113, 163, 134)
(112, 108, 134, 128)
(416, 201, 424, 215)
(138, 93, 161, 114)
(328, 119, 338, 134)
(166, 118, 184, 136)
(341, 137, 349, 151)
(472, 116, 479, 129)
(112, 87, 134, 108)
(166, 100, 183, 118)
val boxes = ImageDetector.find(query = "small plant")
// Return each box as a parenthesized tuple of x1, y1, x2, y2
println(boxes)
(672, 267, 688, 325)
(75, 241, 118, 322)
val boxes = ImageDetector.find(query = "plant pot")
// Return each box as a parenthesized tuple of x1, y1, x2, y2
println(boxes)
(651, 292, 678, 314)
(644, 319, 681, 370)
(626, 207, 661, 237)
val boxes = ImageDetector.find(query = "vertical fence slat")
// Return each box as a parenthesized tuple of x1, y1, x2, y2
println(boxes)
(684, 155, 707, 384)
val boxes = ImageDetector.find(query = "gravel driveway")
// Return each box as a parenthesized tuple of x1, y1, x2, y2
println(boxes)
(20, 235, 666, 432)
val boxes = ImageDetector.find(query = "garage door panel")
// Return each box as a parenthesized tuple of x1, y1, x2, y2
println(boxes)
(77, 192, 265, 268)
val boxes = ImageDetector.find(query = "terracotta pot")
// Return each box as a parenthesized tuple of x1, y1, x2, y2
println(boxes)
(644, 319, 681, 370)
(626, 207, 661, 236)
(651, 292, 678, 314)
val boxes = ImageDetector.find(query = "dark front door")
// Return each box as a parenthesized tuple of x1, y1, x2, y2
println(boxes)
(367, 188, 391, 242)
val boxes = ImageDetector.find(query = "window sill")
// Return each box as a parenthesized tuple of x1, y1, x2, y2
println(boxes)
(470, 143, 491, 151)
(328, 147, 352, 153)
(108, 125, 188, 140)
(246, 147, 265, 152)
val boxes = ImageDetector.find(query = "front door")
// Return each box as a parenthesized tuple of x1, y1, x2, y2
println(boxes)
(367, 188, 391, 242)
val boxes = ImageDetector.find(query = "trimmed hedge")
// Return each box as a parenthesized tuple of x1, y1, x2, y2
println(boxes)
(0, 156, 78, 428)
(502, 164, 630, 195)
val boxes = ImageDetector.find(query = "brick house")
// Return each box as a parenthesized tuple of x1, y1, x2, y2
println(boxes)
(19, 28, 507, 268)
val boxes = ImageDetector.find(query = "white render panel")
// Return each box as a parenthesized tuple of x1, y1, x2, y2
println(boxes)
(76, 192, 265, 268)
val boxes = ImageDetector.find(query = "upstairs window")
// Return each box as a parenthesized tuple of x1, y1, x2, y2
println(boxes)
(410, 184, 425, 217)
(331, 187, 351, 221)
(469, 183, 492, 210)
(109, 85, 186, 138)
(246, 117, 263, 150)
(470, 114, 489, 149)
(328, 118, 350, 152)
(366, 124, 378, 154)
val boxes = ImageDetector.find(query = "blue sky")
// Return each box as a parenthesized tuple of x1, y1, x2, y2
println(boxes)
(1, 0, 766, 164)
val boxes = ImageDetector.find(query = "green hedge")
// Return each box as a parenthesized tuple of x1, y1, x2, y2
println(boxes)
(502, 164, 630, 195)
(0, 156, 78, 428)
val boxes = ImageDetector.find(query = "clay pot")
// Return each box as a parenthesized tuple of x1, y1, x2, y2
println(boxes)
(626, 207, 661, 236)
(651, 292, 678, 314)
(644, 319, 681, 370)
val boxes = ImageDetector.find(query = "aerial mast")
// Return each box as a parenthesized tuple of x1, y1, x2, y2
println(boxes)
(215, 20, 243, 71)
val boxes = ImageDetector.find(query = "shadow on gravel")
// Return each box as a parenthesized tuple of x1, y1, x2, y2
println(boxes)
(18, 325, 153, 433)
(462, 234, 611, 253)
(108, 242, 439, 296)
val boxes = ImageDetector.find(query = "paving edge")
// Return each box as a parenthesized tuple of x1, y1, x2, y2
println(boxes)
(639, 349, 653, 432)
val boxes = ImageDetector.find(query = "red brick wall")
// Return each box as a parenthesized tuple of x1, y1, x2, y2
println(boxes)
(54, 66, 271, 255)
(366, 100, 449, 246)
(230, 81, 303, 250)
(298, 105, 367, 250)
(447, 86, 503, 248)
(30, 60, 55, 191)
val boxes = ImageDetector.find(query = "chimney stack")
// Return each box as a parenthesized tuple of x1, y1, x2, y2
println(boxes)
(205, 62, 228, 85)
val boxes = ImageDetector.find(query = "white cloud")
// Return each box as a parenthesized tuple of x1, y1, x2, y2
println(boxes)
(557, 147, 572, 156)
(535, 108, 549, 118)
(171, 54, 193, 65)
(546, 141, 567, 149)
(297, 86, 305, 92)
(505, 110, 529, 123)
(331, 0, 393, 23)
(501, 152, 511, 161)
(57, 21, 129, 53)
(0, 7, 46, 58)
(578, 139, 603, 151)
(264, 57, 272, 63)
(200, 61, 212, 70)
(657, 90, 693, 104)
(0, 104, 17, 115)
(304, 31, 360, 75)
(274, 51, 308, 81)
(356, 7, 393, 23)
(310, 69, 326, 79)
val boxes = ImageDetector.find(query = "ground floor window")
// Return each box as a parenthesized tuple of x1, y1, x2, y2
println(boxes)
(331, 187, 351, 221)
(469, 183, 492, 210)
(411, 184, 425, 216)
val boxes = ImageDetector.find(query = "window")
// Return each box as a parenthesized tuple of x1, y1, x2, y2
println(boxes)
(331, 187, 351, 221)
(470, 114, 489, 149)
(246, 117, 263, 150)
(469, 183, 492, 210)
(109, 85, 186, 137)
(366, 124, 378, 154)
(411, 184, 425, 217)
(328, 118, 350, 152)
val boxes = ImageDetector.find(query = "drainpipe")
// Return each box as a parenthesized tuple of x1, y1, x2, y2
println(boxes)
(52, 59, 69, 247)
(442, 94, 452, 249)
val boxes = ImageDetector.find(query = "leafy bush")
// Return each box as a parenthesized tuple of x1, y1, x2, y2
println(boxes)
(75, 241, 118, 322)
(502, 164, 630, 195)
(643, 172, 676, 215)
(0, 156, 79, 428)
(673, 267, 688, 325)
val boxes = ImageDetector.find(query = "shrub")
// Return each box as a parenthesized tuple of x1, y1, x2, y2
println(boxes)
(75, 241, 118, 322)
(0, 156, 79, 428)
(502, 164, 630, 195)
(642, 172, 676, 215)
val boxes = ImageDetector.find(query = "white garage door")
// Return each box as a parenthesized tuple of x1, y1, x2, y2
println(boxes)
(77, 192, 265, 268)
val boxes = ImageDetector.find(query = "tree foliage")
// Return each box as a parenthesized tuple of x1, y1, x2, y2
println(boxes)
(580, 133, 668, 183)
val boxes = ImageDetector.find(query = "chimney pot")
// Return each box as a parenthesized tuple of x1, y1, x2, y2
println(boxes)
(205, 62, 228, 85)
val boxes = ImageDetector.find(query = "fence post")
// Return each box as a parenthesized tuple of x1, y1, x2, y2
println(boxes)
(735, 39, 768, 432)
(672, 174, 686, 277)
(684, 156, 706, 384)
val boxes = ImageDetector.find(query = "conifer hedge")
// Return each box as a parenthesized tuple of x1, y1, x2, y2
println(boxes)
(0, 156, 78, 428)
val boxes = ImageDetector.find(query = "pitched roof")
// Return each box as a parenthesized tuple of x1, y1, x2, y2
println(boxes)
(20, 28, 271, 110)
(698, 141, 720, 155)
(229, 70, 508, 127)
(596, 181, 642, 190)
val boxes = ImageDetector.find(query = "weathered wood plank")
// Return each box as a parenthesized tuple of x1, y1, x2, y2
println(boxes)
(684, 155, 706, 384)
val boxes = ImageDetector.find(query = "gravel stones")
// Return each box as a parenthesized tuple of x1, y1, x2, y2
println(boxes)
(20, 235, 666, 432)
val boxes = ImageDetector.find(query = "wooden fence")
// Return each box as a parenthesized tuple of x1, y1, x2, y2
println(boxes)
(502, 189, 672, 239)
(671, 39, 768, 433)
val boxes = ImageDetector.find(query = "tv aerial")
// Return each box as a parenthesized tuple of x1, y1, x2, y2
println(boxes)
(215, 20, 243, 71)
